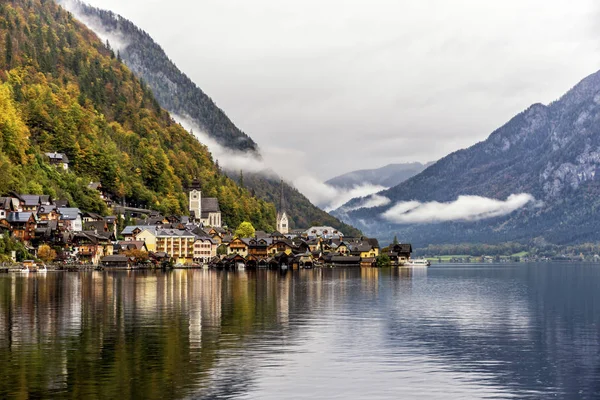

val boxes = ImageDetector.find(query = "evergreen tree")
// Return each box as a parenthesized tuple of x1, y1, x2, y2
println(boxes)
(5, 34, 12, 68)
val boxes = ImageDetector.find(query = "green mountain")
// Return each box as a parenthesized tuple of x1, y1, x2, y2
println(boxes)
(335, 69, 600, 246)
(62, 1, 361, 237)
(0, 0, 276, 230)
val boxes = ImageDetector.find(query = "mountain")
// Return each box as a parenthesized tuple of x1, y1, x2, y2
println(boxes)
(63, 1, 362, 237)
(325, 162, 433, 190)
(334, 69, 600, 246)
(0, 0, 276, 230)
(58, 1, 258, 154)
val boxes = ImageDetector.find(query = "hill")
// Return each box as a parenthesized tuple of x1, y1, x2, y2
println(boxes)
(63, 1, 362, 237)
(334, 69, 600, 246)
(0, 0, 276, 230)
(325, 162, 433, 190)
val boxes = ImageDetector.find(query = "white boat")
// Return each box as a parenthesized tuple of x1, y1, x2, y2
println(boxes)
(404, 259, 430, 267)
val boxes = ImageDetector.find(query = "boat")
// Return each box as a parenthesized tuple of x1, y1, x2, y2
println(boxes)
(404, 259, 430, 267)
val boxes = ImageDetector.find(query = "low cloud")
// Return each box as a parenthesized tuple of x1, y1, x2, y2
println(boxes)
(294, 177, 386, 211)
(340, 194, 391, 212)
(59, 0, 131, 51)
(175, 114, 384, 211)
(382, 194, 537, 224)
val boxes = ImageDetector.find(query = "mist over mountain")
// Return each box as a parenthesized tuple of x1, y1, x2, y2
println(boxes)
(326, 162, 433, 190)
(61, 0, 362, 236)
(333, 69, 600, 246)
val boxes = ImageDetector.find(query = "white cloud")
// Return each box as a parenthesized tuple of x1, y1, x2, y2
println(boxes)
(175, 114, 384, 210)
(293, 177, 386, 211)
(59, 0, 131, 51)
(382, 194, 536, 224)
(339, 194, 391, 212)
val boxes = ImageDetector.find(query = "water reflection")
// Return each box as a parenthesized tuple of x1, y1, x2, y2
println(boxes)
(0, 266, 598, 399)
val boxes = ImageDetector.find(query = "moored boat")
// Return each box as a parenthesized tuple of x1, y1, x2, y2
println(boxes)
(404, 259, 430, 267)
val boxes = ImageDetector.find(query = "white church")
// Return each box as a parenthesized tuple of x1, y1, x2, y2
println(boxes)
(189, 180, 222, 228)
(276, 180, 289, 234)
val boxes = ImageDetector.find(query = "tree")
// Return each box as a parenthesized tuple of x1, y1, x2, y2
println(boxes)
(124, 249, 149, 263)
(38, 244, 57, 263)
(239, 170, 244, 188)
(376, 254, 391, 268)
(235, 221, 255, 238)
(5, 34, 12, 68)
(393, 235, 399, 245)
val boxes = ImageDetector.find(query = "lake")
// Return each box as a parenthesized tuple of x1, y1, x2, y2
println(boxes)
(0, 264, 598, 399)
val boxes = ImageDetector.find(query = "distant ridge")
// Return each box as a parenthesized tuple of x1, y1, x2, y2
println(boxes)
(334, 68, 600, 246)
(326, 162, 434, 190)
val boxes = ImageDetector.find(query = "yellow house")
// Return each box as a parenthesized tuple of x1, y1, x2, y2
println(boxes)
(268, 240, 294, 256)
(227, 238, 248, 257)
(135, 228, 157, 252)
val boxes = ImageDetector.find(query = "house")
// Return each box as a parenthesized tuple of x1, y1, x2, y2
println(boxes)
(18, 195, 42, 212)
(87, 182, 112, 207)
(291, 252, 314, 269)
(37, 205, 59, 221)
(389, 243, 412, 265)
(193, 237, 217, 263)
(267, 240, 295, 256)
(71, 231, 113, 265)
(115, 240, 148, 254)
(58, 208, 83, 232)
(246, 238, 272, 259)
(350, 243, 380, 259)
(7, 212, 37, 241)
(101, 255, 133, 269)
(135, 227, 158, 252)
(45, 152, 69, 170)
(305, 226, 343, 239)
(227, 238, 249, 257)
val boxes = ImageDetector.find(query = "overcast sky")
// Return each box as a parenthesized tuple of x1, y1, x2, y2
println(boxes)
(82, 0, 600, 182)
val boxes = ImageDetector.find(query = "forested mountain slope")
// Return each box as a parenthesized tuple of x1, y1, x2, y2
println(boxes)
(63, 1, 361, 237)
(0, 0, 276, 230)
(335, 69, 600, 246)
(58, 0, 258, 154)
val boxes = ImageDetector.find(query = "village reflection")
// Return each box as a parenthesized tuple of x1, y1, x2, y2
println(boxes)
(0, 268, 420, 399)
(2, 268, 422, 397)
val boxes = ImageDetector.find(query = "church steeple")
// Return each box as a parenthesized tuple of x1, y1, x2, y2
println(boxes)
(276, 180, 289, 234)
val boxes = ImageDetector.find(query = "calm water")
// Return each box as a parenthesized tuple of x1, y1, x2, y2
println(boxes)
(0, 264, 599, 399)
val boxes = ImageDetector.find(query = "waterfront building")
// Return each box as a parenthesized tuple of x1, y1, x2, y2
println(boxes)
(155, 229, 197, 265)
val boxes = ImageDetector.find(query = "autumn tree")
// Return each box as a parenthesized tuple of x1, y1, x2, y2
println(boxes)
(235, 221, 255, 238)
(124, 249, 149, 263)
(38, 245, 57, 263)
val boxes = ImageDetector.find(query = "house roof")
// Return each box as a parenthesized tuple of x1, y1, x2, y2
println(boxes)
(121, 225, 158, 236)
(20, 195, 40, 207)
(117, 241, 146, 251)
(54, 199, 70, 208)
(82, 212, 103, 220)
(45, 152, 70, 163)
(58, 208, 81, 220)
(38, 204, 57, 214)
(156, 229, 196, 238)
(7, 212, 35, 223)
(84, 220, 107, 233)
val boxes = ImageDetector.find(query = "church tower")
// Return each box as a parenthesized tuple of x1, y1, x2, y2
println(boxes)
(189, 179, 202, 221)
(276, 180, 289, 234)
